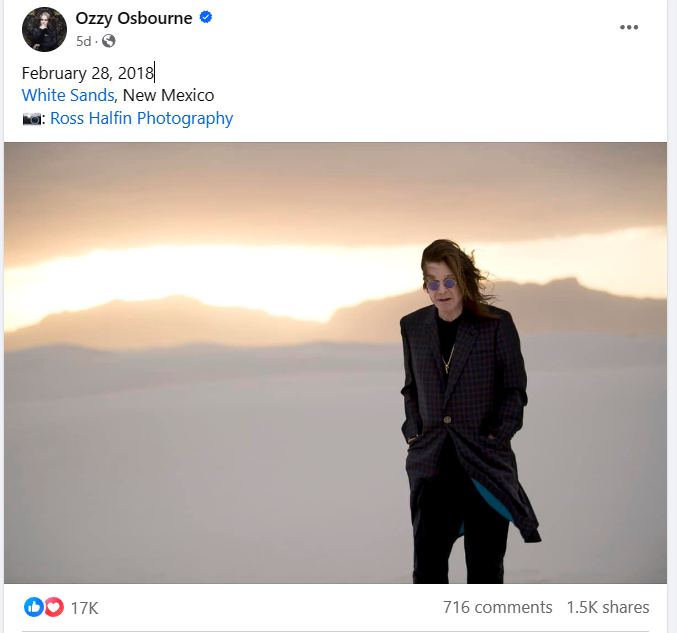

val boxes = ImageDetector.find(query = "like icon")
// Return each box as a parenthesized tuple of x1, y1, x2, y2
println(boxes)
(45, 597, 64, 617)
(24, 597, 44, 617)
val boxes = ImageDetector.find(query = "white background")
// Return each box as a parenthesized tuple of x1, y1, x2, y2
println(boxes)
(3, 584, 669, 631)
(2, 0, 674, 632)
(3, 1, 668, 141)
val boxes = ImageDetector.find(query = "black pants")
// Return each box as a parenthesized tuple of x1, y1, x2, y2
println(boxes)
(411, 434, 509, 583)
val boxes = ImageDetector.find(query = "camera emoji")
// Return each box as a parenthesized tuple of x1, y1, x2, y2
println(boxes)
(23, 113, 42, 125)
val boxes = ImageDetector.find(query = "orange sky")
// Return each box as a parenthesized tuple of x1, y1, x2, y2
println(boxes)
(4, 143, 667, 331)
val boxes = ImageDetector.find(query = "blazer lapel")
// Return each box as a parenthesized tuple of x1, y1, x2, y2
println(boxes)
(444, 318, 478, 406)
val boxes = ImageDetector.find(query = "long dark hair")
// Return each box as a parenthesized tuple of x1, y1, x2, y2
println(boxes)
(421, 238, 499, 319)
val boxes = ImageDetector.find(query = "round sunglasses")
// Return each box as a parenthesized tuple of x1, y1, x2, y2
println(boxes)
(426, 279, 456, 291)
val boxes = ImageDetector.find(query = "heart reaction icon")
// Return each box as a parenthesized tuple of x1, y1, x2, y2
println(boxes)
(45, 597, 64, 617)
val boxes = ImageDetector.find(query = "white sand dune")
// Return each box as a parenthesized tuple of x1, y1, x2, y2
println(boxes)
(4, 334, 666, 583)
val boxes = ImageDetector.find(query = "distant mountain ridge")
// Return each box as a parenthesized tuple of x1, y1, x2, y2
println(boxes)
(327, 277, 666, 342)
(4, 278, 666, 352)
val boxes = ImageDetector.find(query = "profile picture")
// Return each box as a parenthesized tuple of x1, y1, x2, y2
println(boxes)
(22, 7, 67, 53)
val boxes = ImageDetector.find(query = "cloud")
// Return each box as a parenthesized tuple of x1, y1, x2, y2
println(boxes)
(5, 143, 666, 268)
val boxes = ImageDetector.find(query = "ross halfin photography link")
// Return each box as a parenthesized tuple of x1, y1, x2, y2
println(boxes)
(49, 111, 234, 128)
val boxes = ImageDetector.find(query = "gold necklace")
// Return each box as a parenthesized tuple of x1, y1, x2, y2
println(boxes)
(443, 343, 455, 374)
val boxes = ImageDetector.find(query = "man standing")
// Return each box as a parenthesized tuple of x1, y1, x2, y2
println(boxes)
(400, 239, 541, 584)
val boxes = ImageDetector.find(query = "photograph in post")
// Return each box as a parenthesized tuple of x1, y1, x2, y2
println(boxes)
(4, 142, 666, 583)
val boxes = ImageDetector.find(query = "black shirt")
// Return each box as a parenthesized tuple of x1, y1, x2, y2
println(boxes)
(436, 307, 465, 388)
(32, 27, 59, 52)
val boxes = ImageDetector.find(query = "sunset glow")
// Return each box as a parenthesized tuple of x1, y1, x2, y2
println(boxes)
(3, 225, 666, 333)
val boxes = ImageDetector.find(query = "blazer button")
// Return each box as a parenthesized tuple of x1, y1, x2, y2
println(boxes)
(443, 416, 452, 424)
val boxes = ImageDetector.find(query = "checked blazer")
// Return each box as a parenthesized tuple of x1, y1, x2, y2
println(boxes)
(400, 303, 541, 543)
